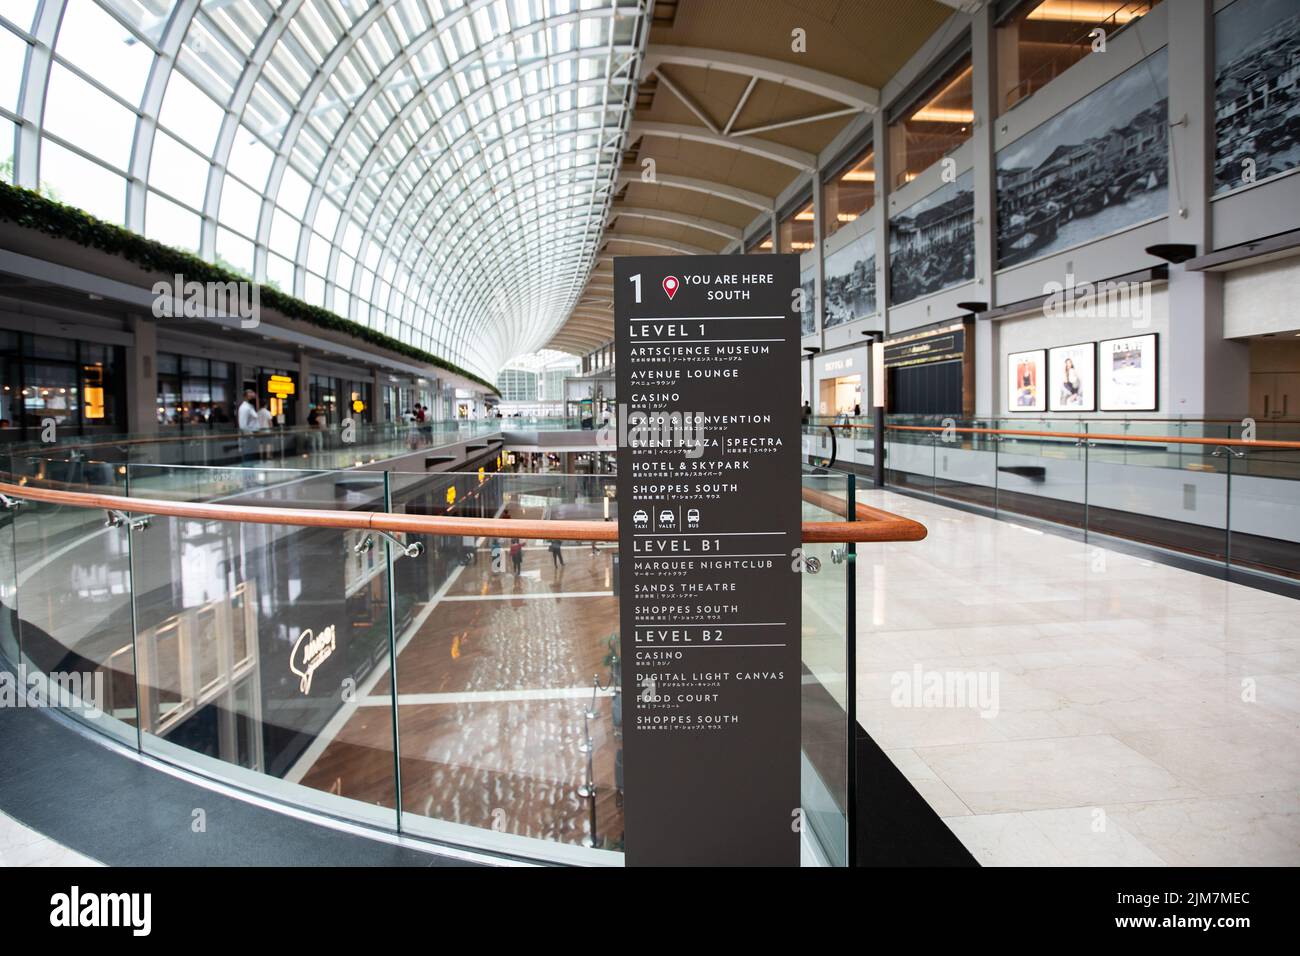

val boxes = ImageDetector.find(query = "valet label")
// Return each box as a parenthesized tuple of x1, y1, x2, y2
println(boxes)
(614, 254, 801, 867)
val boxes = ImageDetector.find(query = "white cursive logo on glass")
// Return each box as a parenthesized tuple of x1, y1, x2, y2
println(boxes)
(289, 625, 337, 694)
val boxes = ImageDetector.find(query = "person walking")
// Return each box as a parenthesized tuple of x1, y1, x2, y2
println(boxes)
(237, 389, 259, 464)
(549, 539, 565, 568)
(256, 399, 274, 461)
(509, 539, 524, 577)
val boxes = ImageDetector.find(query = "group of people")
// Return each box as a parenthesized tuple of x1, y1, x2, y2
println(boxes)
(483, 536, 601, 576)
(237, 389, 277, 461)
(401, 404, 435, 447)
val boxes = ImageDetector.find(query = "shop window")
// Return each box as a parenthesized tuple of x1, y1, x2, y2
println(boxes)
(310, 374, 341, 423)
(997, 1, 1158, 114)
(887, 53, 974, 187)
(156, 352, 235, 429)
(823, 145, 875, 240)
(777, 199, 815, 253)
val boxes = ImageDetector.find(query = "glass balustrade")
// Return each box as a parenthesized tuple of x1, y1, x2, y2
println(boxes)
(0, 460, 858, 866)
(839, 416, 1300, 584)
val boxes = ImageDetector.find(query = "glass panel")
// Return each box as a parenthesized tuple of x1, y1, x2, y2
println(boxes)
(149, 131, 209, 210)
(158, 70, 223, 156)
(997, 1, 1159, 114)
(799, 469, 853, 867)
(127, 463, 399, 826)
(778, 199, 815, 254)
(55, 0, 154, 104)
(38, 138, 126, 224)
(0, 455, 20, 664)
(0, 25, 27, 114)
(8, 455, 137, 741)
(1086, 436, 1229, 562)
(1228, 446, 1300, 579)
(884, 423, 937, 498)
(990, 417, 1087, 526)
(823, 144, 875, 240)
(387, 470, 624, 860)
(888, 54, 973, 186)
(42, 63, 136, 170)
(933, 419, 1000, 512)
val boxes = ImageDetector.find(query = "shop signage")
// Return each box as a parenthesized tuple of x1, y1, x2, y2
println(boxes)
(267, 374, 296, 398)
(883, 322, 967, 369)
(614, 255, 801, 866)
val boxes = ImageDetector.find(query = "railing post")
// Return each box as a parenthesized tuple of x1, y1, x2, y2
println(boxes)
(873, 406, 885, 489)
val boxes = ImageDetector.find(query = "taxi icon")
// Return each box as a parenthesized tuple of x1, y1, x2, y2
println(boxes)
(633, 509, 649, 528)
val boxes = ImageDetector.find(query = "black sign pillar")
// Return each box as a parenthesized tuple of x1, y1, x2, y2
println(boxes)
(614, 255, 802, 867)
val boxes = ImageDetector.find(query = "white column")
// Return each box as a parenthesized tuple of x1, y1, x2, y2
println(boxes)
(1165, 0, 1249, 417)
(971, 2, 998, 419)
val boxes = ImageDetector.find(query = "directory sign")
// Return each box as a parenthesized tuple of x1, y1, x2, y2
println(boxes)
(613, 255, 802, 866)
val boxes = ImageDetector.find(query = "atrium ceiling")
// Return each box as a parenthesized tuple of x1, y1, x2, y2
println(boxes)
(0, 0, 960, 379)
(1, 0, 647, 380)
(545, 0, 957, 356)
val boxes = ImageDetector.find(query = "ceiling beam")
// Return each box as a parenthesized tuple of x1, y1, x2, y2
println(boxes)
(723, 75, 758, 136)
(630, 121, 816, 171)
(617, 170, 772, 211)
(608, 206, 741, 242)
(651, 66, 721, 135)
(602, 231, 717, 256)
(641, 45, 879, 112)
(732, 106, 862, 138)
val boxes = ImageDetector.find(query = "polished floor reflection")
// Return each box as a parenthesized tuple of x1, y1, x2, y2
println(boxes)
(856, 489, 1300, 866)
(298, 544, 624, 850)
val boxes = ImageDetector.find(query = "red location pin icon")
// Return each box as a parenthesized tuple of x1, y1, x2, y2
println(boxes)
(662, 275, 679, 300)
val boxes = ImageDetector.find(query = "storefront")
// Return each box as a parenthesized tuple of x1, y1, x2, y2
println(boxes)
(882, 320, 974, 417)
(0, 331, 125, 440)
(343, 379, 373, 423)
(256, 368, 297, 425)
(812, 346, 869, 418)
(156, 353, 236, 429)
(308, 374, 340, 424)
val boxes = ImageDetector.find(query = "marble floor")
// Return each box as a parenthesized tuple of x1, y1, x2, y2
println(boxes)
(856, 488, 1300, 866)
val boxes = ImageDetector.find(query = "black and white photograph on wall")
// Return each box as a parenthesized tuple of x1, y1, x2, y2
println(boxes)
(822, 230, 876, 328)
(1007, 348, 1047, 412)
(800, 266, 816, 335)
(1214, 0, 1300, 194)
(1098, 333, 1158, 411)
(995, 48, 1169, 269)
(1048, 342, 1096, 412)
(888, 170, 974, 306)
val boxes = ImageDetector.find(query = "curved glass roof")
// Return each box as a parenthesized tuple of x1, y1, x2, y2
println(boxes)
(0, 0, 647, 379)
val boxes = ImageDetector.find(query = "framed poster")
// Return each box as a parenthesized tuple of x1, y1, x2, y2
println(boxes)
(1098, 333, 1158, 411)
(1007, 349, 1046, 412)
(1048, 342, 1096, 412)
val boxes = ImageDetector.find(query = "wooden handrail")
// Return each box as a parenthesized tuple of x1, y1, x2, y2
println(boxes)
(819, 422, 1300, 450)
(0, 480, 927, 545)
(3, 422, 476, 455)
